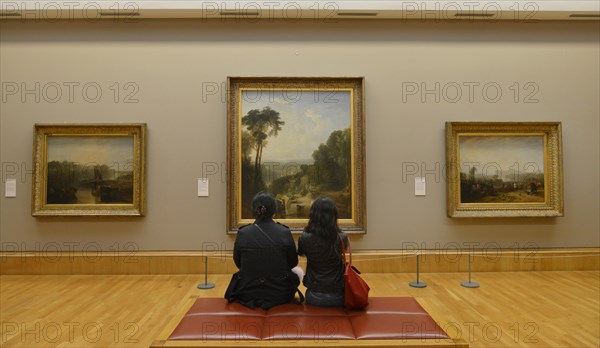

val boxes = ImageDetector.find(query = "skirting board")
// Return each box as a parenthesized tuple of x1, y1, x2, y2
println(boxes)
(1, 248, 598, 275)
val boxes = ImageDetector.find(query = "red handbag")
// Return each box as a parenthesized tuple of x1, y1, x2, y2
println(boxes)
(340, 235, 370, 310)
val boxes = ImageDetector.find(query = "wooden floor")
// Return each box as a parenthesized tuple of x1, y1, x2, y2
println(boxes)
(1, 271, 598, 347)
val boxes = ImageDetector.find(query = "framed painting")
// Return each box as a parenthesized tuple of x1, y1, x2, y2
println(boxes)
(32, 124, 146, 216)
(227, 77, 366, 233)
(446, 122, 563, 218)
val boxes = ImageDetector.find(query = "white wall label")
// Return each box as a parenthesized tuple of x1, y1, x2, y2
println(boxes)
(415, 177, 426, 196)
(197, 178, 209, 197)
(5, 179, 16, 197)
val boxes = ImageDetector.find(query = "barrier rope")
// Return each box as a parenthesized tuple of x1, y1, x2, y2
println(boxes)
(199, 250, 598, 289)
(203, 251, 599, 262)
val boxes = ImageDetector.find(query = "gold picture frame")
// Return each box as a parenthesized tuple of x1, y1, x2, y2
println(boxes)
(32, 124, 146, 217)
(446, 122, 563, 218)
(227, 77, 366, 234)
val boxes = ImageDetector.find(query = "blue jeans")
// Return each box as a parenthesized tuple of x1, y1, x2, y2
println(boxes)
(306, 289, 344, 307)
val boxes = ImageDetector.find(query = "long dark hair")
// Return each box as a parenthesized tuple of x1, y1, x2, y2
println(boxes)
(305, 197, 340, 243)
(251, 191, 277, 220)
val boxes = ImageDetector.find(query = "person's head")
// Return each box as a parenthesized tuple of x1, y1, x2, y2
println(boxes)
(251, 191, 277, 220)
(306, 197, 340, 242)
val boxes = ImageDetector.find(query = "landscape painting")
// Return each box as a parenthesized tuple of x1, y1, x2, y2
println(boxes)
(446, 122, 563, 218)
(459, 135, 545, 204)
(32, 124, 146, 216)
(46, 136, 135, 204)
(228, 77, 366, 233)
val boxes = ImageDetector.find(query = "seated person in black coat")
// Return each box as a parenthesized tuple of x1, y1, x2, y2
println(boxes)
(298, 197, 348, 307)
(225, 192, 301, 309)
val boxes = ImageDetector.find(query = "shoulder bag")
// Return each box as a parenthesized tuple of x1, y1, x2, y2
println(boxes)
(339, 234, 370, 310)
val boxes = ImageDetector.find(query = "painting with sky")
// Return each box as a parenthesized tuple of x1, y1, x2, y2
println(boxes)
(240, 89, 352, 219)
(46, 136, 134, 205)
(459, 135, 545, 204)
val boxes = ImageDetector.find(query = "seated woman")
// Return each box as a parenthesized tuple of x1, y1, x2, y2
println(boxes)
(298, 197, 349, 307)
(225, 192, 302, 309)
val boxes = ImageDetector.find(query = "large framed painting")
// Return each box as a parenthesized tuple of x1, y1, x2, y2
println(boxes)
(32, 124, 146, 216)
(446, 122, 563, 218)
(227, 77, 366, 234)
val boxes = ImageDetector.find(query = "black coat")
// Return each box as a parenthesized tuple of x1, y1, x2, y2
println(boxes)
(225, 218, 299, 309)
(298, 231, 348, 293)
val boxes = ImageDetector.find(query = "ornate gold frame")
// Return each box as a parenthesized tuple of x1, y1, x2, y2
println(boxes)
(227, 77, 366, 234)
(32, 124, 146, 217)
(446, 122, 563, 218)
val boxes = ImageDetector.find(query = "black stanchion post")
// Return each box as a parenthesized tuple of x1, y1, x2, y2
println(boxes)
(409, 253, 427, 288)
(197, 255, 215, 290)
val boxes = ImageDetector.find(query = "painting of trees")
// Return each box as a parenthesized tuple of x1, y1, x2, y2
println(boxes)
(312, 129, 351, 192)
(242, 107, 285, 181)
(228, 77, 366, 233)
(240, 107, 285, 217)
(239, 91, 352, 219)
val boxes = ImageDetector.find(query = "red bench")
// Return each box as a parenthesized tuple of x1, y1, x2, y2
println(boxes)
(150, 297, 468, 347)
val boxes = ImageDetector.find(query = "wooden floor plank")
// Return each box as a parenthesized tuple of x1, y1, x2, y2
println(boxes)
(1, 271, 598, 347)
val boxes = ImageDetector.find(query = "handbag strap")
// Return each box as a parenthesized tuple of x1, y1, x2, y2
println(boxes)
(255, 223, 305, 304)
(254, 223, 276, 245)
(339, 233, 352, 266)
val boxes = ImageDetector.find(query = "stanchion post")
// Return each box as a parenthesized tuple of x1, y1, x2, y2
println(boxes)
(197, 255, 215, 289)
(460, 252, 480, 288)
(409, 253, 427, 288)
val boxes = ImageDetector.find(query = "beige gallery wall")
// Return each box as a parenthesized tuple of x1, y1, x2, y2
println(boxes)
(0, 18, 599, 252)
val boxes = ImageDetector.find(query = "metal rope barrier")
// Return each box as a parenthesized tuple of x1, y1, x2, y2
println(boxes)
(203, 252, 599, 262)
(409, 253, 427, 288)
(197, 255, 215, 290)
(203, 250, 598, 290)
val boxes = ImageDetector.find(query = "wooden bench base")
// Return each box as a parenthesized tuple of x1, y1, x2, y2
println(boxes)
(151, 339, 469, 347)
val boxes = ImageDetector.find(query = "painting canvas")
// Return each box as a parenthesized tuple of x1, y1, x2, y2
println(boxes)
(32, 124, 146, 216)
(459, 135, 546, 204)
(46, 136, 135, 204)
(446, 122, 563, 217)
(228, 77, 366, 233)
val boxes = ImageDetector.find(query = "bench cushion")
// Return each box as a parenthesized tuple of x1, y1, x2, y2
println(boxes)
(169, 315, 264, 340)
(262, 315, 356, 340)
(168, 297, 449, 341)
